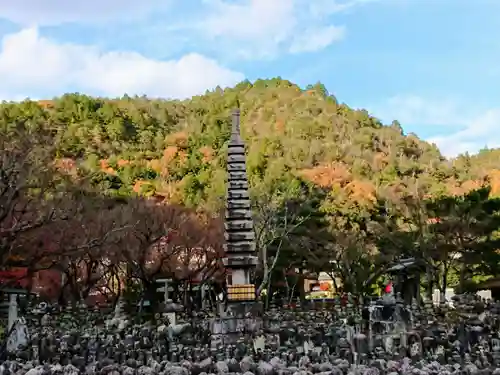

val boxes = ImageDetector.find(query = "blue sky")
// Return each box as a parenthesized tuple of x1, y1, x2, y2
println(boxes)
(0, 0, 498, 156)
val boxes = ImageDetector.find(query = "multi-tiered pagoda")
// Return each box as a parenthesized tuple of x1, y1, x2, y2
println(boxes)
(222, 109, 258, 312)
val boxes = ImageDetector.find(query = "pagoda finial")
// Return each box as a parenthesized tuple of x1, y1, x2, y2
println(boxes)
(232, 108, 240, 136)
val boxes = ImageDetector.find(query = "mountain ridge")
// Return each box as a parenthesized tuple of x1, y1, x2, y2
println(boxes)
(1, 77, 497, 209)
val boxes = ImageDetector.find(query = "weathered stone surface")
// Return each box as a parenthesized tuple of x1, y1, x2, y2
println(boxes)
(225, 208, 252, 219)
(225, 220, 254, 232)
(228, 171, 248, 181)
(227, 154, 246, 162)
(4, 292, 500, 373)
(223, 243, 256, 253)
(227, 163, 247, 172)
(227, 190, 250, 200)
(227, 202, 251, 211)
(225, 232, 255, 242)
(228, 181, 249, 191)
(222, 256, 258, 266)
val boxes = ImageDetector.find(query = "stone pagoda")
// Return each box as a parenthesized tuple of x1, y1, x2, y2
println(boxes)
(222, 109, 258, 316)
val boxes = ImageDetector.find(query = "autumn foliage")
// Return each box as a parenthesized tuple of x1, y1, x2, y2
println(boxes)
(3, 78, 500, 304)
(0, 124, 224, 305)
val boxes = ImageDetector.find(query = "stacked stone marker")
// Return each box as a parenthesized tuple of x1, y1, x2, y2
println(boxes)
(222, 109, 258, 306)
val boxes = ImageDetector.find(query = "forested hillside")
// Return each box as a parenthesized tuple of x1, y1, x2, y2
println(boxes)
(2, 78, 500, 302)
(4, 78, 484, 207)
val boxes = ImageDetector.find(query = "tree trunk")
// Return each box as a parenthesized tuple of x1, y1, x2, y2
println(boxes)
(143, 281, 158, 313)
(288, 281, 297, 305)
(283, 269, 290, 302)
(458, 262, 466, 293)
(440, 265, 448, 303)
(298, 269, 305, 303)
(182, 280, 189, 308)
(331, 274, 339, 294)
(257, 245, 269, 296)
(425, 264, 434, 300)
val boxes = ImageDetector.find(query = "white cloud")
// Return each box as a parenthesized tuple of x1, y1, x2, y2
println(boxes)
(289, 26, 346, 54)
(196, 0, 355, 58)
(0, 28, 244, 100)
(202, 0, 296, 41)
(373, 95, 500, 157)
(0, 0, 166, 26)
(428, 109, 500, 157)
(374, 95, 474, 128)
(0, 0, 373, 59)
(308, 0, 381, 17)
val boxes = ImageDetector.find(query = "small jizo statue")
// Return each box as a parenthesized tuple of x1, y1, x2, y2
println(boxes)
(410, 341, 421, 358)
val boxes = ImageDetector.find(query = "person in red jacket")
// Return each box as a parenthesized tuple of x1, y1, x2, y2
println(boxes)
(384, 281, 393, 294)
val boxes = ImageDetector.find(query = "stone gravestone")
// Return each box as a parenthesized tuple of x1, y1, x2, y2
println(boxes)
(303, 339, 314, 354)
(6, 294, 28, 353)
(253, 334, 266, 352)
